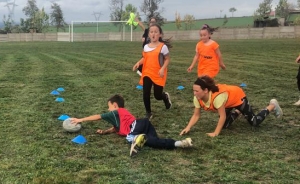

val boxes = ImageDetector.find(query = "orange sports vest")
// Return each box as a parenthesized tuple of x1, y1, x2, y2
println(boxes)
(139, 43, 168, 86)
(199, 84, 246, 111)
(196, 41, 219, 78)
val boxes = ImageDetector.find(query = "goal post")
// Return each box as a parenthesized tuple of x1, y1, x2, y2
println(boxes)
(70, 21, 133, 42)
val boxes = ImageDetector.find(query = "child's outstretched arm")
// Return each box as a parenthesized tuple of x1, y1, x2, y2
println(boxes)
(187, 52, 199, 72)
(206, 104, 226, 137)
(180, 108, 201, 135)
(215, 48, 226, 70)
(70, 115, 101, 125)
(96, 126, 116, 134)
(135, 17, 145, 31)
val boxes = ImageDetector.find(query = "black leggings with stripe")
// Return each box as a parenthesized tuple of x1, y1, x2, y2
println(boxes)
(223, 97, 270, 129)
(143, 76, 168, 113)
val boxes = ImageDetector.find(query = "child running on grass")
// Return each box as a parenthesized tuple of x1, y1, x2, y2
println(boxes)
(70, 94, 192, 157)
(180, 75, 283, 137)
(132, 24, 172, 119)
(187, 24, 226, 78)
(294, 54, 300, 105)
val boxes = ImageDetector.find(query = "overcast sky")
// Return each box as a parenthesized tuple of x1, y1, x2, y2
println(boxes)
(0, 0, 298, 23)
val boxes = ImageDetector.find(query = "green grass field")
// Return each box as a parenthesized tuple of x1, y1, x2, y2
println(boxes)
(0, 39, 299, 183)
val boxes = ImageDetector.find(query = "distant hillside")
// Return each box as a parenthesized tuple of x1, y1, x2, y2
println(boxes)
(0, 22, 4, 29)
(162, 16, 254, 31)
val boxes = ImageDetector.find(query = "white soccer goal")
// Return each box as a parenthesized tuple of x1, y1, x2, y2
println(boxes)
(70, 21, 134, 42)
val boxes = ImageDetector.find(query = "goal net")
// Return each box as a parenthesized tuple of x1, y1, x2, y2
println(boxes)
(71, 21, 134, 42)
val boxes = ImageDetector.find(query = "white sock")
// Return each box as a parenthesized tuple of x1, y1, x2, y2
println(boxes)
(174, 141, 182, 147)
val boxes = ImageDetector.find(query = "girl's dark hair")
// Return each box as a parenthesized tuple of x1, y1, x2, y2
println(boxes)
(108, 94, 125, 108)
(149, 23, 172, 48)
(194, 75, 219, 93)
(201, 24, 219, 36)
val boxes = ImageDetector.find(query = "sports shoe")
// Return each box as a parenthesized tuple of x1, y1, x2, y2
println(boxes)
(145, 112, 153, 120)
(293, 99, 300, 106)
(130, 134, 147, 157)
(164, 92, 172, 109)
(270, 99, 283, 118)
(179, 138, 193, 148)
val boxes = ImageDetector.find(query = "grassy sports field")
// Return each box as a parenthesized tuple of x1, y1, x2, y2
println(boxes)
(0, 39, 299, 183)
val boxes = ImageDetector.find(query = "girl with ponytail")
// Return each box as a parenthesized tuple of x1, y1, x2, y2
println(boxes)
(180, 75, 283, 137)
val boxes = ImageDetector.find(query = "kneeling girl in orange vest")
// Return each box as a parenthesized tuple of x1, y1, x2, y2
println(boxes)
(180, 75, 283, 137)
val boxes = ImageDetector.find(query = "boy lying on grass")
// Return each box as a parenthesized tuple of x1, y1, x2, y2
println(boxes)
(70, 94, 192, 156)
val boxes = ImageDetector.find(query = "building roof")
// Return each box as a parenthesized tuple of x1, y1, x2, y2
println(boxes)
(287, 13, 300, 22)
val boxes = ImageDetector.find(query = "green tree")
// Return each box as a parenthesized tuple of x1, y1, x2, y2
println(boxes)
(275, 0, 296, 20)
(109, 0, 125, 30)
(19, 18, 30, 33)
(254, 0, 273, 20)
(223, 14, 228, 26)
(140, 0, 165, 25)
(50, 3, 67, 32)
(2, 15, 13, 33)
(229, 7, 237, 17)
(22, 0, 39, 31)
(110, 0, 125, 21)
(35, 8, 49, 33)
(175, 11, 182, 30)
(183, 14, 195, 30)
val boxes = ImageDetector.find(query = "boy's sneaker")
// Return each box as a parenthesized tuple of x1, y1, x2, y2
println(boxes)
(164, 92, 172, 109)
(130, 134, 147, 157)
(145, 112, 153, 120)
(293, 99, 300, 106)
(270, 99, 283, 118)
(180, 138, 193, 148)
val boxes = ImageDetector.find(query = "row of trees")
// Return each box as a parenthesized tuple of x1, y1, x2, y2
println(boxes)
(109, 0, 233, 31)
(109, 0, 165, 26)
(2, 0, 67, 33)
(254, 0, 298, 20)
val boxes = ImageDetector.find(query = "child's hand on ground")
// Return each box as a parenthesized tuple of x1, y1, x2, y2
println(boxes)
(96, 129, 106, 134)
(70, 118, 82, 125)
(180, 127, 190, 135)
(206, 132, 217, 137)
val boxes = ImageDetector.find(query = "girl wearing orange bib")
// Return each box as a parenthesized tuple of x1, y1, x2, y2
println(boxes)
(187, 24, 225, 78)
(133, 24, 172, 119)
(180, 75, 283, 137)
